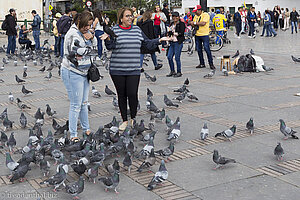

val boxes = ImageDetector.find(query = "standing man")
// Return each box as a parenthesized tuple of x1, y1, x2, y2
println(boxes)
(240, 7, 247, 34)
(4, 8, 17, 56)
(162, 3, 171, 26)
(57, 7, 73, 58)
(290, 8, 299, 34)
(247, 7, 257, 38)
(233, 7, 242, 38)
(213, 9, 227, 43)
(190, 5, 215, 70)
(30, 10, 41, 50)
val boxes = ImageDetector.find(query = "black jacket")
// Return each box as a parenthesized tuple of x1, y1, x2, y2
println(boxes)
(138, 19, 160, 54)
(290, 11, 299, 22)
(169, 21, 185, 44)
(57, 15, 72, 35)
(5, 14, 17, 36)
(162, 8, 170, 24)
(233, 12, 241, 24)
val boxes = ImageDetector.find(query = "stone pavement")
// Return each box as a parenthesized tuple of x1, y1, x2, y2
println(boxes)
(0, 28, 299, 200)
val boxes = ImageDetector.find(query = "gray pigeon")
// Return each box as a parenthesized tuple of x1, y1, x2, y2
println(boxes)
(9, 163, 29, 183)
(147, 160, 168, 190)
(40, 165, 67, 192)
(164, 95, 179, 108)
(250, 49, 255, 55)
(173, 92, 186, 103)
(167, 118, 181, 141)
(137, 148, 156, 172)
(20, 112, 27, 128)
(16, 98, 31, 110)
(22, 85, 32, 95)
(123, 152, 132, 173)
(155, 142, 174, 161)
(146, 98, 159, 113)
(173, 85, 189, 93)
(187, 93, 199, 101)
(165, 115, 174, 131)
(291, 55, 300, 63)
(1, 131, 8, 147)
(92, 86, 101, 98)
(0, 108, 7, 121)
(112, 96, 118, 108)
(246, 117, 254, 134)
(6, 152, 19, 178)
(203, 70, 216, 78)
(46, 104, 56, 117)
(184, 78, 189, 86)
(232, 50, 239, 58)
(23, 71, 27, 78)
(3, 117, 14, 131)
(98, 171, 120, 194)
(262, 65, 274, 71)
(213, 150, 236, 169)
(8, 92, 14, 103)
(222, 66, 228, 76)
(105, 85, 116, 95)
(215, 125, 236, 141)
(144, 72, 156, 82)
(152, 108, 165, 120)
(138, 137, 154, 158)
(44, 71, 52, 80)
(147, 88, 153, 99)
(88, 163, 100, 184)
(40, 157, 51, 176)
(15, 75, 25, 84)
(200, 122, 209, 140)
(279, 119, 298, 139)
(65, 176, 84, 199)
(274, 142, 284, 161)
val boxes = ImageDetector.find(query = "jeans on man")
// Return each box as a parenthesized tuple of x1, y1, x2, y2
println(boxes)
(19, 39, 32, 49)
(248, 21, 255, 36)
(59, 34, 65, 58)
(235, 22, 241, 36)
(54, 36, 59, 56)
(195, 35, 214, 66)
(32, 30, 40, 50)
(167, 42, 183, 73)
(269, 23, 277, 36)
(95, 30, 104, 58)
(241, 21, 246, 33)
(61, 67, 90, 138)
(140, 53, 158, 68)
(291, 21, 298, 33)
(6, 35, 16, 55)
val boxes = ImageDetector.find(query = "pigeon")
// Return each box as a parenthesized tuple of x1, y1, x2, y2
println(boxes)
(7, 132, 16, 153)
(23, 63, 28, 72)
(3, 57, 8, 64)
(105, 85, 116, 95)
(88, 163, 100, 184)
(187, 93, 199, 101)
(46, 104, 57, 117)
(52, 118, 61, 131)
(6, 152, 19, 178)
(22, 71, 27, 78)
(213, 150, 236, 169)
(40, 157, 51, 176)
(164, 95, 179, 108)
(92, 86, 101, 98)
(14, 59, 17, 66)
(39, 66, 46, 72)
(200, 122, 209, 140)
(215, 125, 236, 141)
(246, 118, 254, 134)
(71, 160, 87, 176)
(203, 70, 216, 78)
(66, 176, 85, 199)
(183, 78, 189, 86)
(155, 142, 174, 162)
(147, 88, 153, 99)
(138, 137, 154, 158)
(123, 152, 132, 173)
(173, 85, 189, 93)
(0, 79, 4, 83)
(33, 60, 37, 66)
(3, 116, 14, 131)
(103, 23, 118, 39)
(146, 98, 159, 113)
(274, 142, 284, 161)
(222, 66, 228, 76)
(147, 160, 168, 190)
(167, 118, 181, 141)
(20, 112, 27, 128)
(44, 71, 52, 80)
(22, 85, 33, 95)
(144, 72, 156, 82)
(262, 65, 274, 72)
(250, 49, 255, 55)
(98, 171, 120, 194)
(232, 50, 239, 58)
(8, 92, 14, 103)
(152, 108, 165, 121)
(165, 115, 174, 130)
(279, 119, 298, 139)
(1, 131, 8, 147)
(112, 96, 118, 108)
(0, 108, 7, 121)
(35, 108, 44, 120)
(87, 102, 91, 111)
(15, 75, 25, 84)
(9, 163, 30, 183)
(16, 98, 31, 110)
(291, 55, 300, 63)
(0, 64, 4, 71)
(40, 165, 67, 192)
(173, 92, 186, 103)
(137, 148, 156, 172)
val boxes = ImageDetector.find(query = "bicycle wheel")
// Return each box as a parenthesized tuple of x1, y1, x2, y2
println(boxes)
(182, 35, 194, 52)
(209, 34, 223, 52)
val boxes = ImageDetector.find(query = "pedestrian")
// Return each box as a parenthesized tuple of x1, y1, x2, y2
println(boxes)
(92, 9, 105, 59)
(60, 11, 96, 142)
(132, 7, 140, 25)
(102, 7, 169, 131)
(30, 10, 41, 50)
(290, 8, 299, 34)
(210, 9, 216, 26)
(137, 10, 163, 71)
(273, 6, 279, 30)
(152, 6, 167, 39)
(213, 9, 227, 45)
(4, 8, 17, 56)
(190, 5, 215, 70)
(18, 25, 34, 50)
(226, 11, 231, 29)
(284, 8, 290, 30)
(166, 11, 185, 78)
(183, 12, 193, 25)
(269, 9, 277, 37)
(261, 10, 271, 37)
(233, 7, 242, 38)
(53, 12, 61, 57)
(162, 3, 171, 26)
(247, 7, 257, 38)
(257, 11, 262, 26)
(240, 7, 247, 34)
(279, 8, 284, 29)
(57, 7, 73, 58)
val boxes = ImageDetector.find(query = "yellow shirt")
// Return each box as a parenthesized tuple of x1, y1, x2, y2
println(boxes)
(53, 19, 58, 37)
(193, 12, 210, 36)
(212, 14, 227, 31)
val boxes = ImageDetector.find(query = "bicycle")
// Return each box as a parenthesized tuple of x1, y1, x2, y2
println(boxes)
(182, 28, 194, 53)
(209, 28, 231, 52)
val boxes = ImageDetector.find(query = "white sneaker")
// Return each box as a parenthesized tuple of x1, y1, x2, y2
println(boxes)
(248, 36, 252, 38)
(119, 121, 128, 131)
(237, 36, 241, 39)
(253, 35, 256, 38)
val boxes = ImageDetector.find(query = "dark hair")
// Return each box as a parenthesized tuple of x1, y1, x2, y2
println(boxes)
(65, 7, 71, 14)
(163, 3, 168, 7)
(140, 10, 145, 15)
(93, 9, 102, 20)
(76, 11, 94, 30)
(286, 8, 289, 12)
(21, 25, 24, 28)
(31, 10, 37, 14)
(211, 8, 215, 12)
(72, 8, 77, 12)
(117, 7, 133, 25)
(139, 10, 152, 22)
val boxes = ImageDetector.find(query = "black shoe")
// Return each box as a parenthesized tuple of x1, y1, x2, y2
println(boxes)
(141, 68, 144, 73)
(155, 63, 163, 70)
(196, 64, 205, 68)
(209, 65, 216, 70)
(166, 71, 176, 77)
(173, 72, 182, 77)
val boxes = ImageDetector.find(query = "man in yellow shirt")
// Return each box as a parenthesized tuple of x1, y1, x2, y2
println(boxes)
(213, 9, 227, 44)
(190, 5, 215, 70)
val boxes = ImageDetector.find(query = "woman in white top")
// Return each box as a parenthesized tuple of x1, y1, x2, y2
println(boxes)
(92, 9, 105, 58)
(284, 8, 290, 30)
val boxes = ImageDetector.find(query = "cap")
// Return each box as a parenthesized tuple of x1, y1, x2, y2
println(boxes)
(163, 3, 168, 7)
(172, 11, 179, 17)
(192, 5, 202, 13)
(55, 13, 62, 18)
(216, 9, 220, 14)
(9, 8, 15, 13)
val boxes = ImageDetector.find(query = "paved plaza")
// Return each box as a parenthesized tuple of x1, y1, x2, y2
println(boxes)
(0, 29, 299, 200)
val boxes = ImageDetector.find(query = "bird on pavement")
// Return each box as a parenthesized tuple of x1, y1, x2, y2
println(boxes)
(232, 50, 239, 58)
(15, 75, 25, 84)
(279, 119, 298, 139)
(274, 142, 284, 161)
(215, 125, 236, 141)
(200, 122, 209, 140)
(21, 85, 33, 95)
(147, 160, 168, 190)
(105, 85, 116, 96)
(213, 150, 236, 169)
(246, 118, 254, 134)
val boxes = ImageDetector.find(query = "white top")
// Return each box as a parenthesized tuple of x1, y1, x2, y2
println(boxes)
(95, 21, 103, 31)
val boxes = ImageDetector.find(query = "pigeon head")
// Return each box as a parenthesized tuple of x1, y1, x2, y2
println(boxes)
(149, 148, 155, 157)
(279, 119, 285, 125)
(203, 122, 208, 129)
(158, 160, 167, 172)
(231, 125, 236, 133)
(213, 150, 219, 156)
(250, 117, 253, 121)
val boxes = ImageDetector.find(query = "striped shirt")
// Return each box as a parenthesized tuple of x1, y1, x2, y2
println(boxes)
(106, 25, 160, 76)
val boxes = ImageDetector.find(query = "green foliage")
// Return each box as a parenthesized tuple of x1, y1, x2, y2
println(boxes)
(103, 10, 118, 24)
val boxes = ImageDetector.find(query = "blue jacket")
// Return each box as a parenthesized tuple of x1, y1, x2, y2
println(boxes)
(31, 14, 41, 31)
(233, 12, 241, 24)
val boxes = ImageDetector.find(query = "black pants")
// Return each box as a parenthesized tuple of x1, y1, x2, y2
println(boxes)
(235, 22, 241, 36)
(19, 39, 32, 49)
(111, 75, 140, 121)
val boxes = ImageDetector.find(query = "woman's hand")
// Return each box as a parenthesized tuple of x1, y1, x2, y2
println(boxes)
(83, 33, 94, 40)
(100, 33, 110, 40)
(159, 37, 170, 42)
(174, 32, 178, 36)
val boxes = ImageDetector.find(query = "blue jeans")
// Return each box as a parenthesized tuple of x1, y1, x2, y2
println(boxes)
(195, 35, 214, 66)
(54, 36, 59, 55)
(261, 23, 270, 36)
(248, 21, 255, 36)
(32, 30, 40, 50)
(269, 23, 277, 36)
(61, 67, 90, 138)
(140, 53, 158, 68)
(167, 42, 183, 73)
(59, 35, 65, 58)
(291, 21, 298, 33)
(6, 35, 16, 55)
(95, 30, 104, 58)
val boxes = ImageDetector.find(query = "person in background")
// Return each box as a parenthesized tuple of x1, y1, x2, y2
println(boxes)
(61, 11, 97, 142)
(210, 9, 216, 24)
(132, 7, 140, 25)
(184, 12, 193, 25)
(166, 12, 185, 78)
(152, 6, 167, 49)
(290, 8, 299, 34)
(190, 5, 215, 70)
(226, 11, 231, 29)
(92, 9, 105, 59)
(5, 8, 17, 56)
(220, 7, 225, 15)
(240, 7, 248, 34)
(233, 7, 242, 38)
(279, 8, 284, 30)
(103, 7, 169, 131)
(213, 9, 227, 43)
(257, 11, 262, 26)
(53, 13, 61, 57)
(138, 10, 163, 71)
(162, 3, 171, 26)
(18, 25, 34, 50)
(30, 10, 41, 50)
(137, 10, 144, 22)
(283, 8, 290, 30)
(261, 10, 271, 37)
(273, 6, 279, 30)
(268, 8, 277, 37)
(247, 7, 257, 38)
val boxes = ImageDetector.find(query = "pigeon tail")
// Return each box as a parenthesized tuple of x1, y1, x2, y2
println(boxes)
(215, 132, 223, 137)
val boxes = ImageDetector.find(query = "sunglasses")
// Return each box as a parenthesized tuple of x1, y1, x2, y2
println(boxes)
(125, 15, 134, 18)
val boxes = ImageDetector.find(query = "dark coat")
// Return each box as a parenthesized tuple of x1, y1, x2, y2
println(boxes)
(169, 21, 185, 44)
(138, 19, 160, 54)
(5, 14, 17, 36)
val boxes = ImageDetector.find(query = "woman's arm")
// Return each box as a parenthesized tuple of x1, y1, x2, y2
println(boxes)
(92, 18, 99, 29)
(160, 12, 167, 23)
(177, 22, 185, 37)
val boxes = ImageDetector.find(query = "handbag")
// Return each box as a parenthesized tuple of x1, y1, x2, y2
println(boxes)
(87, 57, 101, 82)
(192, 16, 201, 36)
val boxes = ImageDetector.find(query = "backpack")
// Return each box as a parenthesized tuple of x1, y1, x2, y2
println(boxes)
(1, 18, 8, 31)
(237, 54, 256, 72)
(57, 16, 72, 34)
